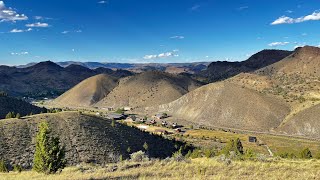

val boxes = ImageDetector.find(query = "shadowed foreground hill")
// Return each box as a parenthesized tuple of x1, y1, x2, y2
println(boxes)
(96, 71, 203, 109)
(52, 74, 118, 107)
(0, 112, 178, 169)
(159, 82, 290, 132)
(0, 96, 46, 119)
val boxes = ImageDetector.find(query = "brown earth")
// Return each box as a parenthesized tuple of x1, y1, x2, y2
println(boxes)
(52, 74, 118, 107)
(0, 112, 178, 169)
(95, 71, 203, 109)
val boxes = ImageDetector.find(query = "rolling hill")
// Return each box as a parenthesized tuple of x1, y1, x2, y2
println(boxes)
(52, 74, 118, 107)
(95, 71, 203, 109)
(159, 46, 320, 138)
(0, 112, 178, 169)
(0, 96, 46, 119)
(159, 82, 290, 132)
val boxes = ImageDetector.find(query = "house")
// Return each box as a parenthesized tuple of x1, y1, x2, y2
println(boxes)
(249, 136, 257, 143)
(123, 107, 133, 111)
(126, 115, 137, 122)
(106, 113, 126, 120)
(161, 121, 168, 127)
(175, 128, 182, 133)
(154, 129, 168, 135)
(153, 113, 168, 120)
(172, 123, 178, 129)
(102, 107, 114, 111)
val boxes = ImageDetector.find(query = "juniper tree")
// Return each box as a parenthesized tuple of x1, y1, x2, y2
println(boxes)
(33, 121, 66, 174)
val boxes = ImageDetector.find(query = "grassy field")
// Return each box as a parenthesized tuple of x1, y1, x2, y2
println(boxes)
(183, 129, 320, 156)
(1, 158, 320, 180)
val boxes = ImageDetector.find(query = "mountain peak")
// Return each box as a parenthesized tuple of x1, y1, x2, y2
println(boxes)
(294, 45, 320, 56)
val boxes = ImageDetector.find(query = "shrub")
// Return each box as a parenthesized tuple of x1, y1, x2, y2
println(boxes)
(130, 151, 149, 162)
(0, 160, 8, 173)
(204, 148, 216, 158)
(220, 138, 244, 156)
(243, 149, 256, 159)
(33, 121, 66, 174)
(115, 108, 125, 114)
(143, 142, 149, 151)
(300, 148, 312, 159)
(111, 119, 115, 127)
(13, 165, 23, 173)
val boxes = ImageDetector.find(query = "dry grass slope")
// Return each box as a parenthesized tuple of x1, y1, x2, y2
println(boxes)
(96, 71, 202, 109)
(52, 74, 118, 107)
(159, 82, 290, 132)
(1, 158, 320, 180)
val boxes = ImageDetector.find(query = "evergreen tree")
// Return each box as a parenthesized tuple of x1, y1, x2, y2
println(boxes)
(16, 113, 21, 119)
(5, 112, 14, 119)
(300, 148, 312, 159)
(143, 142, 149, 152)
(33, 121, 66, 174)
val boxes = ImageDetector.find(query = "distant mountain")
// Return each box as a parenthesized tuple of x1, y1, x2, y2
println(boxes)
(197, 49, 293, 82)
(0, 61, 133, 98)
(17, 61, 210, 74)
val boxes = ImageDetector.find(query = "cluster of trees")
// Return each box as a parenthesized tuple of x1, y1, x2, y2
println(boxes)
(5, 112, 21, 119)
(0, 91, 8, 97)
(278, 148, 317, 159)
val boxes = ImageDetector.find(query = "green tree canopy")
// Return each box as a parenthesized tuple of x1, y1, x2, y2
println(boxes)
(33, 121, 66, 174)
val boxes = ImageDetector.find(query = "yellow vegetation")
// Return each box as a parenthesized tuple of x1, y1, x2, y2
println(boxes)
(1, 158, 320, 180)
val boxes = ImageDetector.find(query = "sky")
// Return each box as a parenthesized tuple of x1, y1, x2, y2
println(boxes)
(0, 0, 320, 65)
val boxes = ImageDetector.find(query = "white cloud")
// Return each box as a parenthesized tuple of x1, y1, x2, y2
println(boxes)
(98, 1, 107, 4)
(170, 36, 185, 39)
(271, 11, 320, 25)
(238, 6, 249, 11)
(143, 50, 179, 60)
(62, 30, 82, 34)
(302, 33, 308, 36)
(268, 42, 290, 47)
(0, 1, 28, 22)
(9, 28, 32, 33)
(286, 10, 293, 14)
(11, 51, 29, 55)
(33, 16, 52, 20)
(26, 22, 49, 28)
(190, 5, 200, 11)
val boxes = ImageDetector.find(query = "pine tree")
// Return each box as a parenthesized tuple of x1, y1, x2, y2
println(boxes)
(16, 113, 21, 119)
(33, 121, 66, 174)
(143, 142, 149, 152)
(5, 112, 14, 119)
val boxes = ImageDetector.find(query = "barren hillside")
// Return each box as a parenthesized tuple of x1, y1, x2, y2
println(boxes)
(159, 82, 290, 132)
(52, 74, 118, 107)
(96, 71, 203, 109)
(0, 112, 178, 169)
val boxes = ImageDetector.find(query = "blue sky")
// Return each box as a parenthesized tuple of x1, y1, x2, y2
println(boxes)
(0, 0, 320, 65)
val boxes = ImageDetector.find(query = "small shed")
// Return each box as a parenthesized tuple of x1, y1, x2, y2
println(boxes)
(154, 129, 168, 135)
(106, 113, 126, 120)
(249, 136, 257, 143)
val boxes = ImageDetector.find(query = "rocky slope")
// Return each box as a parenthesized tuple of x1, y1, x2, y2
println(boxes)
(0, 112, 178, 169)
